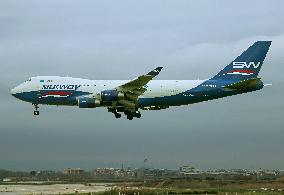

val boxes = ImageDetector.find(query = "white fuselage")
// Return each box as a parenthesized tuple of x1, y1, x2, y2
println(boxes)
(12, 76, 205, 100)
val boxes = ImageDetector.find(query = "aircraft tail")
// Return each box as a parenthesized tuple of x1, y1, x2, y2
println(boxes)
(211, 41, 271, 81)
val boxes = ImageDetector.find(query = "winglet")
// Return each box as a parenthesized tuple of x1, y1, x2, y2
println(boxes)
(147, 67, 163, 76)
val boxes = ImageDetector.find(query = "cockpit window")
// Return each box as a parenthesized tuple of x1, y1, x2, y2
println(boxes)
(25, 78, 32, 82)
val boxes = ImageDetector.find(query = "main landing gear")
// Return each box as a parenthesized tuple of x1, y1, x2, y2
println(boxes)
(32, 103, 39, 116)
(115, 112, 122, 118)
(124, 110, 141, 120)
(108, 107, 121, 118)
(108, 107, 141, 120)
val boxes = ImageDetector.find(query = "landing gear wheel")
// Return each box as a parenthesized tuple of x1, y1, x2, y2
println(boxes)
(135, 112, 141, 118)
(33, 103, 39, 116)
(127, 115, 133, 120)
(115, 113, 121, 118)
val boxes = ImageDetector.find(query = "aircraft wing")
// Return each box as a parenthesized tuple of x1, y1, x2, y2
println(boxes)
(116, 67, 163, 93)
(115, 67, 163, 107)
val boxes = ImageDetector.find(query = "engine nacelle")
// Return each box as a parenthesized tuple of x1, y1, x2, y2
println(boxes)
(77, 97, 100, 108)
(100, 90, 124, 102)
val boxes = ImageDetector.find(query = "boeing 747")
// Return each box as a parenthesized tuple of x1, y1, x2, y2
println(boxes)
(11, 41, 271, 120)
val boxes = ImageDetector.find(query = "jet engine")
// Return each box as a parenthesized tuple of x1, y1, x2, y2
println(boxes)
(77, 97, 100, 108)
(100, 90, 124, 102)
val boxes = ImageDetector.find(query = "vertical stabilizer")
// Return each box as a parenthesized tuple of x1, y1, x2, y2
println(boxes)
(211, 41, 271, 81)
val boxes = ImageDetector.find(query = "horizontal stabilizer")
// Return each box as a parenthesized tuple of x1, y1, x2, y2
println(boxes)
(223, 78, 263, 90)
(264, 83, 272, 87)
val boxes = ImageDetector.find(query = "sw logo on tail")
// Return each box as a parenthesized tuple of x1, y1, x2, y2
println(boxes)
(232, 62, 261, 69)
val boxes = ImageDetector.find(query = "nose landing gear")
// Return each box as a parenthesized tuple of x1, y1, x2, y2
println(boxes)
(33, 104, 39, 116)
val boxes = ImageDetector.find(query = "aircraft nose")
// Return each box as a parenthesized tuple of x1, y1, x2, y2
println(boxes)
(11, 88, 15, 95)
(10, 86, 21, 97)
(11, 87, 16, 96)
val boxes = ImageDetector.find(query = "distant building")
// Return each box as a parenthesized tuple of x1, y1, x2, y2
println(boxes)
(144, 168, 166, 178)
(2, 178, 12, 182)
(179, 165, 201, 175)
(63, 168, 84, 174)
(37, 170, 56, 175)
(94, 168, 135, 178)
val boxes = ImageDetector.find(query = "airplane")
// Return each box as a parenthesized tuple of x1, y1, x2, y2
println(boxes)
(11, 41, 271, 120)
